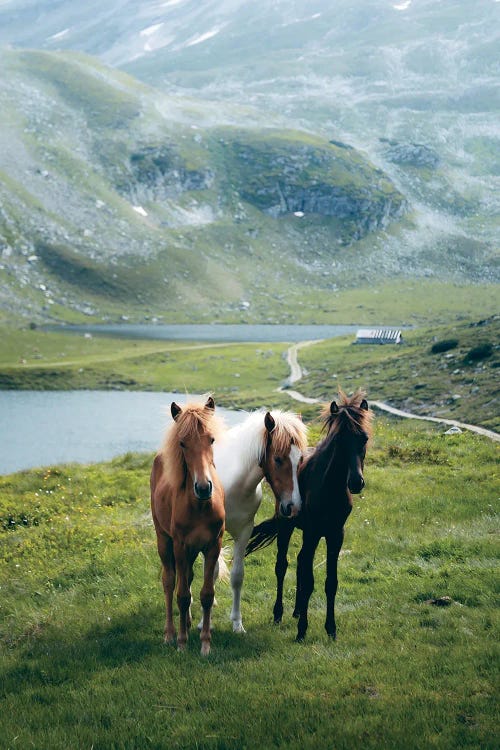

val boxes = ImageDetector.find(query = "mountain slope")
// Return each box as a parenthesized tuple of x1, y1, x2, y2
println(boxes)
(0, 0, 498, 322)
(0, 48, 412, 323)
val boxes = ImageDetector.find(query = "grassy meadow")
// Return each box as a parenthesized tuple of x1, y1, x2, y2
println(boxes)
(0, 328, 290, 410)
(0, 417, 498, 749)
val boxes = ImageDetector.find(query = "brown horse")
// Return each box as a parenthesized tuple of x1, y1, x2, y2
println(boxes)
(150, 396, 225, 655)
(246, 391, 372, 642)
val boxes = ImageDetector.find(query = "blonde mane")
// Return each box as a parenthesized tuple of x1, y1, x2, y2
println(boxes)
(218, 409, 308, 473)
(160, 401, 226, 489)
(265, 410, 309, 458)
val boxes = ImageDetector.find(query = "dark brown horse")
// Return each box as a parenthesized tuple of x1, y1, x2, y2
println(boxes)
(150, 397, 225, 655)
(246, 391, 372, 642)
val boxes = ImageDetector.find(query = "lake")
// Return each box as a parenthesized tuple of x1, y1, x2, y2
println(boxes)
(0, 391, 246, 475)
(44, 323, 361, 342)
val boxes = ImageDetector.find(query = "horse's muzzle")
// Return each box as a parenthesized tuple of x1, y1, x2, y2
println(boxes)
(349, 476, 365, 494)
(279, 501, 293, 518)
(194, 480, 213, 501)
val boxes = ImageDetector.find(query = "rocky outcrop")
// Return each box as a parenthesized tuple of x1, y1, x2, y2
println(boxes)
(225, 135, 407, 237)
(380, 139, 440, 169)
(263, 183, 405, 230)
(116, 145, 214, 202)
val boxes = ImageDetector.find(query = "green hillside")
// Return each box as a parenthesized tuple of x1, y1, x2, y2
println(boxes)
(0, 48, 414, 325)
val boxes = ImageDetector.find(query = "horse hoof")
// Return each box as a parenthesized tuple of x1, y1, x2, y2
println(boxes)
(274, 617, 282, 625)
(164, 632, 176, 645)
(292, 609, 300, 619)
(232, 621, 246, 633)
(201, 642, 211, 656)
(327, 632, 337, 640)
(296, 635, 305, 643)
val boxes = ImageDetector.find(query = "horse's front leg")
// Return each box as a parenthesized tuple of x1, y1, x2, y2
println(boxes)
(295, 531, 321, 643)
(274, 521, 295, 624)
(156, 531, 176, 644)
(200, 539, 221, 655)
(187, 564, 195, 630)
(324, 528, 344, 639)
(174, 542, 192, 651)
(230, 523, 253, 633)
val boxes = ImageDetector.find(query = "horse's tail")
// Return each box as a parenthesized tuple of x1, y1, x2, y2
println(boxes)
(245, 517, 279, 556)
(217, 545, 231, 582)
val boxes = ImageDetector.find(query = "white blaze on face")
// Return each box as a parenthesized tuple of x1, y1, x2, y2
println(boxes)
(288, 444, 302, 516)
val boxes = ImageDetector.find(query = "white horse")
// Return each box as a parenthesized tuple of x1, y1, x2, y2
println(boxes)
(213, 409, 308, 633)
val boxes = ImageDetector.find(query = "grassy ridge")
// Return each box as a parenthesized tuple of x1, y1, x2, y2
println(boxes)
(297, 317, 499, 431)
(0, 419, 498, 749)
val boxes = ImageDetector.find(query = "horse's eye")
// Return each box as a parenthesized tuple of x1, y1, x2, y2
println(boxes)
(274, 457, 283, 467)
(180, 441, 185, 449)
(210, 437, 215, 445)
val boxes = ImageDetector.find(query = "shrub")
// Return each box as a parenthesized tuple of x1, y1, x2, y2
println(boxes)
(430, 339, 458, 354)
(465, 342, 493, 361)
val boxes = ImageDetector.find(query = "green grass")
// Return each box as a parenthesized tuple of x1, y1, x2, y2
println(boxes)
(0, 328, 289, 409)
(0, 419, 498, 749)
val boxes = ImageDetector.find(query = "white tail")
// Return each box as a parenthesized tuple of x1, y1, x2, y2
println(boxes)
(217, 546, 230, 582)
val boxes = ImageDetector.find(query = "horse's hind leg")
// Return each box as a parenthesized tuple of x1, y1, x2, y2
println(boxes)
(200, 541, 221, 655)
(274, 522, 295, 624)
(295, 531, 320, 643)
(324, 529, 344, 639)
(197, 556, 219, 631)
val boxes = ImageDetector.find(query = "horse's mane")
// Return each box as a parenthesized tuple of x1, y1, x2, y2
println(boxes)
(267, 410, 309, 457)
(161, 401, 226, 489)
(320, 389, 373, 438)
(225, 410, 308, 470)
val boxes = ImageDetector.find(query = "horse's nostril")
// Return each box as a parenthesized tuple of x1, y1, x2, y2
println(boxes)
(349, 476, 364, 494)
(281, 502, 292, 517)
(195, 480, 213, 500)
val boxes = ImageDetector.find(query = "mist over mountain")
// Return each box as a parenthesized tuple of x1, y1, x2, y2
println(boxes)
(0, 0, 498, 322)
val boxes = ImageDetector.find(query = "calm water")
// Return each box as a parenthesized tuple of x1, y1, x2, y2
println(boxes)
(0, 391, 246, 475)
(45, 323, 360, 342)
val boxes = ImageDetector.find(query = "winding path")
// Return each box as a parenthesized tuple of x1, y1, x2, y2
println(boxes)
(278, 342, 500, 443)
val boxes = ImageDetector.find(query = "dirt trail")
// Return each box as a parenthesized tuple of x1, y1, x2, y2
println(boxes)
(278, 342, 500, 443)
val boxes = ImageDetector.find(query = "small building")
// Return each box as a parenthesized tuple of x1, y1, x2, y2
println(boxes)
(355, 328, 403, 345)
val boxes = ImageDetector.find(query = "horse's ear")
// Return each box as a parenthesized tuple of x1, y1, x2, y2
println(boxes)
(171, 402, 182, 421)
(264, 411, 276, 433)
(205, 396, 215, 411)
(360, 399, 369, 411)
(330, 401, 339, 415)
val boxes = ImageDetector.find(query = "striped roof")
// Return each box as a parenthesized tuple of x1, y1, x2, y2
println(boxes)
(355, 328, 402, 342)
